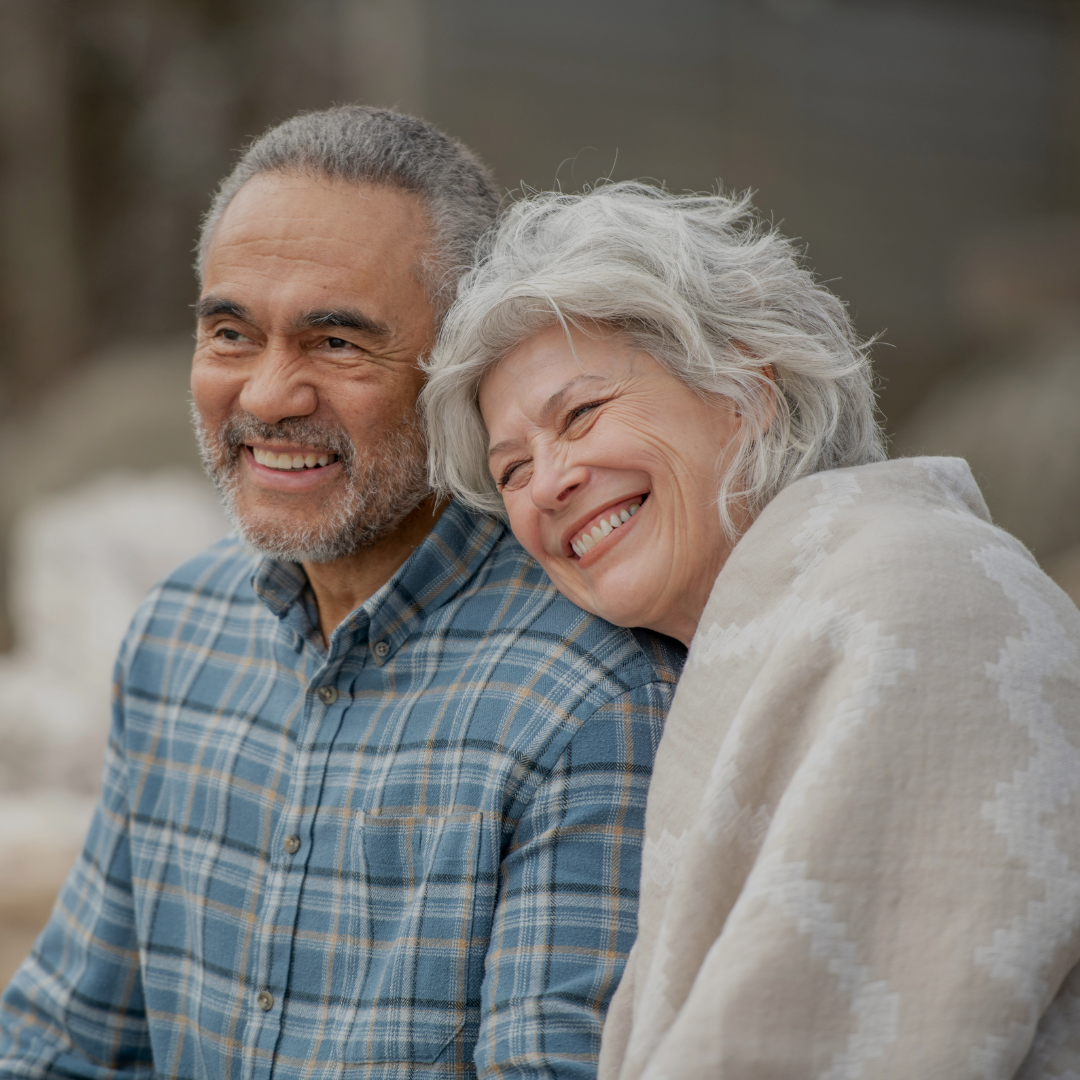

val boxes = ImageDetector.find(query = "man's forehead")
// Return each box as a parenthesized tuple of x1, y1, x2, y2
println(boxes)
(200, 174, 433, 327)
(204, 173, 430, 278)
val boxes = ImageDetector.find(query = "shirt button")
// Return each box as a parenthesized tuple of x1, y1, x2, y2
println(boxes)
(317, 685, 338, 705)
(373, 641, 390, 658)
(283, 834, 301, 855)
(257, 990, 274, 1011)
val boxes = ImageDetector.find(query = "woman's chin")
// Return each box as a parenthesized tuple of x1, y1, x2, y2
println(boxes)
(555, 572, 661, 634)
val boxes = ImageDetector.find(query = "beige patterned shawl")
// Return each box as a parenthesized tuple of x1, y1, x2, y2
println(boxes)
(599, 457, 1080, 1080)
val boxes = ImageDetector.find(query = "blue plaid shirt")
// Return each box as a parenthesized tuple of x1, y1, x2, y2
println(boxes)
(0, 501, 683, 1080)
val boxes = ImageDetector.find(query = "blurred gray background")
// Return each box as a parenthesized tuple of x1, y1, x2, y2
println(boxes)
(1, 0, 1078, 975)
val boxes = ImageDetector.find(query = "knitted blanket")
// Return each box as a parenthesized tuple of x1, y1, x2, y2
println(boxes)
(599, 457, 1080, 1080)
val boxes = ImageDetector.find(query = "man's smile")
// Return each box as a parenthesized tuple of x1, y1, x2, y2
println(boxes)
(249, 445, 340, 470)
(242, 444, 345, 491)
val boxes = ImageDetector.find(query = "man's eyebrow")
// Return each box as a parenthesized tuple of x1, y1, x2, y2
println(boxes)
(297, 308, 390, 338)
(195, 296, 252, 321)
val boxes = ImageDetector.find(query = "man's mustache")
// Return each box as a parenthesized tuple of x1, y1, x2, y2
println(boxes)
(219, 413, 356, 467)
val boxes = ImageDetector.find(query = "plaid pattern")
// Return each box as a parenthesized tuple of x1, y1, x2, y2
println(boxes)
(0, 501, 683, 1080)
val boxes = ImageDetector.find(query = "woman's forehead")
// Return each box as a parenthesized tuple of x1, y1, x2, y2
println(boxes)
(485, 326, 655, 398)
(480, 356, 621, 432)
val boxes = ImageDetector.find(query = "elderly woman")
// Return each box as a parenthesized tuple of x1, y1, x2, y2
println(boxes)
(421, 182, 1080, 1079)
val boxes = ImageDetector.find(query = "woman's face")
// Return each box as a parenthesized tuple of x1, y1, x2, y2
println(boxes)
(479, 324, 745, 645)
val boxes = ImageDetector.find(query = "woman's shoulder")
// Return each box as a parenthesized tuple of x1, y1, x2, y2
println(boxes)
(752, 456, 998, 567)
(703, 456, 1080, 650)
(681, 455, 1079, 800)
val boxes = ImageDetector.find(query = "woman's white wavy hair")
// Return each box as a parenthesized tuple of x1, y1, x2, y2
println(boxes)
(421, 180, 885, 537)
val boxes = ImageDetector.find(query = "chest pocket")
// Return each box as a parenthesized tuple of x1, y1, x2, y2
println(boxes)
(342, 810, 493, 1066)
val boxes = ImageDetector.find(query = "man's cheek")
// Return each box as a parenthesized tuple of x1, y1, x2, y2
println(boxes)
(190, 355, 239, 418)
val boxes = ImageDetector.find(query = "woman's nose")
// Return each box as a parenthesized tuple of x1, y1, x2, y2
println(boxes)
(530, 454, 588, 510)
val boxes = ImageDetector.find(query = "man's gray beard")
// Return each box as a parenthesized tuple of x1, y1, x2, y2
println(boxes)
(193, 406, 431, 563)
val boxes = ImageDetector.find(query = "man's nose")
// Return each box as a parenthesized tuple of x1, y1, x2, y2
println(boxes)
(237, 343, 318, 424)
(530, 452, 589, 510)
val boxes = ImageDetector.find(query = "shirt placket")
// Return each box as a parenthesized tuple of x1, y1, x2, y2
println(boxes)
(244, 614, 368, 1080)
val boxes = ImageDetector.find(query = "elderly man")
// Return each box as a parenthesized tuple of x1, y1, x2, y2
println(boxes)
(0, 108, 682, 1080)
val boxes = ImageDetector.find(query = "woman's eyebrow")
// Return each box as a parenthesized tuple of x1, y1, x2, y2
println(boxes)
(539, 374, 607, 421)
(488, 374, 608, 459)
(487, 437, 520, 460)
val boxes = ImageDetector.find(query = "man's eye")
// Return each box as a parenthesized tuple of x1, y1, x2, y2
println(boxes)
(217, 328, 248, 342)
(326, 337, 350, 349)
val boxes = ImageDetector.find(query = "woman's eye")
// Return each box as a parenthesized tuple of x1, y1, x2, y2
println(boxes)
(566, 400, 605, 427)
(497, 461, 529, 489)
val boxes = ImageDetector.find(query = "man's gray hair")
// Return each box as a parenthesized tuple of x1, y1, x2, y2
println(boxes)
(421, 181, 885, 537)
(197, 105, 499, 319)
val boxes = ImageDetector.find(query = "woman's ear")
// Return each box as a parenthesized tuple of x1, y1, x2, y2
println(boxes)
(727, 339, 779, 435)
(735, 365, 778, 435)
(759, 364, 779, 429)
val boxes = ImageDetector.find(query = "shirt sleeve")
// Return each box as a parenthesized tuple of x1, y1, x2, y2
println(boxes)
(0, 659, 153, 1080)
(473, 677, 671, 1080)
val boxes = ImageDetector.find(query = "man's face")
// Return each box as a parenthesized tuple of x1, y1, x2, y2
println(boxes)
(192, 173, 437, 563)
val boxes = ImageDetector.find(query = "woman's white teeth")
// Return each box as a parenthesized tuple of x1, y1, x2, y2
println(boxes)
(253, 447, 336, 470)
(573, 502, 641, 557)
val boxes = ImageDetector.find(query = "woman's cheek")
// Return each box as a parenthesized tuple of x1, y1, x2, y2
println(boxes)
(504, 497, 545, 562)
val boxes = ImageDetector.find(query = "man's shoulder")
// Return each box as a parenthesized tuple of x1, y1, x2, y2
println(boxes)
(125, 535, 263, 639)
(458, 526, 686, 693)
(151, 533, 260, 603)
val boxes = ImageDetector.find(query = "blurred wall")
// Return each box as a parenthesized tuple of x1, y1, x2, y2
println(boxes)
(428, 0, 1069, 418)
(0, 0, 1071, 409)
(0, 0, 1076, 593)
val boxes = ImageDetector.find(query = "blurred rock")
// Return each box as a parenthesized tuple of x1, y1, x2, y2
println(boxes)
(951, 217, 1080, 338)
(0, 339, 227, 985)
(898, 211, 1080, 573)
(1045, 544, 1080, 610)
(0, 470, 227, 796)
(0, 336, 202, 648)
(893, 317, 1080, 565)
(0, 790, 95, 986)
(0, 336, 201, 510)
(0, 791, 96, 917)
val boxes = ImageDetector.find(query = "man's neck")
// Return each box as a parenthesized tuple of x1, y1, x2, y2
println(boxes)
(302, 495, 448, 645)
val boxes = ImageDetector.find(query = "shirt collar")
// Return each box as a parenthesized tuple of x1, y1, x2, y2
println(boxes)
(251, 500, 507, 660)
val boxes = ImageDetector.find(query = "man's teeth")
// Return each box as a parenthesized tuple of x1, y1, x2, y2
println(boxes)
(252, 447, 336, 470)
(571, 503, 639, 557)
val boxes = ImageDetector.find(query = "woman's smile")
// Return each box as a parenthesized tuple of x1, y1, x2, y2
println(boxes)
(566, 494, 646, 560)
